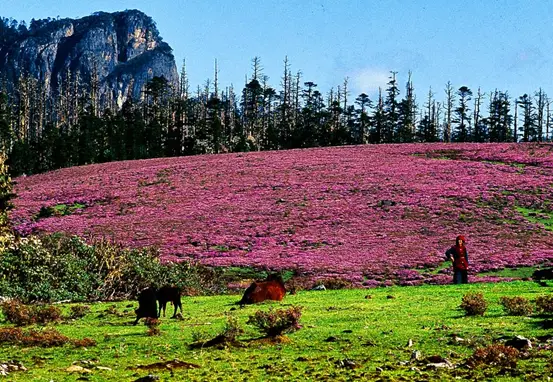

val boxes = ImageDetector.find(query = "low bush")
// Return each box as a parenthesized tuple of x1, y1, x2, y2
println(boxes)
(247, 306, 303, 337)
(460, 292, 488, 316)
(1, 300, 61, 326)
(535, 295, 553, 314)
(500, 296, 533, 316)
(466, 344, 519, 369)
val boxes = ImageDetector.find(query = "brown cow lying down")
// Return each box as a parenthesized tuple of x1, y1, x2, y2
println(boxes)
(156, 285, 182, 318)
(238, 273, 286, 307)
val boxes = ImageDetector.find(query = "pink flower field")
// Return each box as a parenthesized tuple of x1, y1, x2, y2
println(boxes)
(10, 143, 553, 286)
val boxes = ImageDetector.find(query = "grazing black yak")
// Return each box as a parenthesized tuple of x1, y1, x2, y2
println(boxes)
(133, 287, 158, 325)
(238, 273, 286, 307)
(533, 268, 553, 282)
(156, 285, 183, 318)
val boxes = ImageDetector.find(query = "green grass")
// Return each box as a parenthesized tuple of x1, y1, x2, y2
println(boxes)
(2, 282, 553, 381)
(35, 203, 87, 220)
(479, 266, 537, 279)
(517, 207, 553, 231)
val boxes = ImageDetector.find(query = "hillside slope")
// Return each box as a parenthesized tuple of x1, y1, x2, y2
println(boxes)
(11, 143, 553, 285)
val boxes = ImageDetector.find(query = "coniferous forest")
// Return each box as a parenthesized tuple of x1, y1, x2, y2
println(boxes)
(0, 18, 551, 177)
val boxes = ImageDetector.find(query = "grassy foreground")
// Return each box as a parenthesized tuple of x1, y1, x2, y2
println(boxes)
(1, 281, 553, 381)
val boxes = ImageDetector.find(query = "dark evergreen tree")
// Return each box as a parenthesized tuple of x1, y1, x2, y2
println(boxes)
(517, 94, 537, 142)
(453, 86, 472, 142)
(383, 72, 400, 143)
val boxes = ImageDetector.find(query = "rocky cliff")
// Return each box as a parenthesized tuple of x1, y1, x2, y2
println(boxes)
(0, 10, 178, 107)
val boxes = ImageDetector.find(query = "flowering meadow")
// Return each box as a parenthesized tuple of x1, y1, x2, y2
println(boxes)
(10, 143, 553, 287)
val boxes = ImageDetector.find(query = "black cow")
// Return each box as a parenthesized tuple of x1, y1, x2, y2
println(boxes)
(156, 285, 183, 318)
(533, 268, 553, 281)
(133, 287, 158, 325)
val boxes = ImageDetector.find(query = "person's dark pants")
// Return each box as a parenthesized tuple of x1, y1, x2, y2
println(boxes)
(453, 269, 468, 284)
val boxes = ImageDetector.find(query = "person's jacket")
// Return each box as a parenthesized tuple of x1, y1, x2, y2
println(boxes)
(445, 245, 469, 271)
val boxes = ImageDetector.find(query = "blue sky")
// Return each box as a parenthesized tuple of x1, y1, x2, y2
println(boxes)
(3, 0, 553, 102)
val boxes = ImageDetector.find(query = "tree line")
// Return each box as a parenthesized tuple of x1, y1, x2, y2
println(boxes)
(0, 53, 552, 176)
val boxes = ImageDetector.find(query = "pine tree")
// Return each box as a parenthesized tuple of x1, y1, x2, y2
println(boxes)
(354, 93, 371, 144)
(383, 72, 400, 143)
(517, 94, 537, 142)
(444, 81, 455, 142)
(453, 86, 472, 142)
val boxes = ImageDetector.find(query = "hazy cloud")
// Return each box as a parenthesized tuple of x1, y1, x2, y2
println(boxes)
(502, 46, 548, 72)
(350, 68, 390, 96)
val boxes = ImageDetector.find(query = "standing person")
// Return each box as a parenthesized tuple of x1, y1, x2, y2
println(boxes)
(445, 235, 469, 284)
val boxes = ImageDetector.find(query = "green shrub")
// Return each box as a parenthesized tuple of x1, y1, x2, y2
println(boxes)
(460, 292, 488, 316)
(247, 306, 303, 337)
(500, 296, 533, 316)
(535, 295, 553, 314)
(0, 232, 227, 302)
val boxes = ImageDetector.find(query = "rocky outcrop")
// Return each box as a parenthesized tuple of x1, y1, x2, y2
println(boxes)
(0, 10, 178, 107)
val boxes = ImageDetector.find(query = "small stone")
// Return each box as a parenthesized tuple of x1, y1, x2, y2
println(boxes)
(96, 366, 112, 371)
(505, 335, 532, 350)
(410, 350, 422, 361)
(66, 365, 92, 373)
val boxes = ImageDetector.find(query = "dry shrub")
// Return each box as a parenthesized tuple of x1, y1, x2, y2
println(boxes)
(145, 318, 161, 336)
(0, 327, 23, 343)
(23, 328, 70, 347)
(460, 292, 488, 316)
(72, 337, 97, 347)
(500, 296, 533, 316)
(1, 300, 34, 325)
(467, 344, 519, 369)
(0, 300, 61, 326)
(535, 295, 553, 314)
(247, 306, 303, 337)
(0, 327, 68, 347)
(69, 305, 91, 319)
(0, 327, 97, 348)
(34, 305, 62, 324)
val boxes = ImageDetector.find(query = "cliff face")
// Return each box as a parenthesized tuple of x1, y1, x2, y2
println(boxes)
(0, 10, 178, 107)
